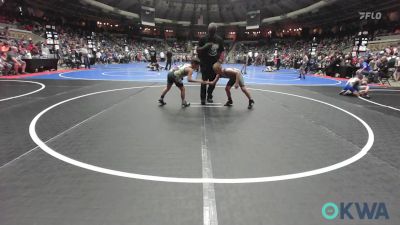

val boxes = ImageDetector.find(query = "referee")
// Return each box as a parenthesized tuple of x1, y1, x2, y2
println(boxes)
(149, 46, 157, 64)
(197, 23, 224, 105)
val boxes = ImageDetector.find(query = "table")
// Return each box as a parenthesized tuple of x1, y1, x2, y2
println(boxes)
(24, 58, 59, 73)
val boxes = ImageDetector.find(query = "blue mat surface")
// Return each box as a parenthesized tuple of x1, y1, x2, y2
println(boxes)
(25, 63, 344, 86)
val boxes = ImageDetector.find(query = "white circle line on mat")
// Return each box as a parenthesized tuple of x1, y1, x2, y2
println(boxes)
(59, 72, 164, 82)
(244, 76, 300, 81)
(246, 80, 342, 86)
(101, 72, 161, 77)
(0, 80, 45, 102)
(369, 89, 400, 92)
(358, 96, 400, 112)
(29, 85, 374, 184)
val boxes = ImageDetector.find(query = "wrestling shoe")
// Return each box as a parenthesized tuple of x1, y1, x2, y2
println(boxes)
(343, 90, 352, 96)
(248, 99, 255, 109)
(224, 99, 233, 106)
(158, 98, 166, 106)
(362, 94, 371, 99)
(182, 101, 191, 108)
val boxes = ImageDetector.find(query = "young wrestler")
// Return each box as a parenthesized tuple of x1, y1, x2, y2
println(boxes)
(339, 70, 370, 98)
(158, 58, 207, 107)
(211, 63, 255, 109)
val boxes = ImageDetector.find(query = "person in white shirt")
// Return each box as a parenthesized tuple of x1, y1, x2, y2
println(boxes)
(160, 51, 165, 62)
(96, 51, 101, 64)
(394, 52, 400, 81)
(41, 44, 50, 58)
(144, 48, 149, 62)
(24, 51, 32, 59)
(248, 51, 253, 65)
(80, 46, 88, 55)
(80, 46, 90, 69)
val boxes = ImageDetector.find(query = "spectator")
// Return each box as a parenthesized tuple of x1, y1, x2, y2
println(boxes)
(96, 51, 101, 64)
(160, 51, 165, 62)
(395, 52, 400, 81)
(41, 43, 51, 58)
(26, 39, 35, 51)
(2, 26, 10, 39)
(80, 45, 90, 69)
(165, 49, 172, 70)
(374, 56, 389, 83)
(369, 57, 377, 72)
(1, 41, 10, 52)
(0, 51, 12, 75)
(6, 46, 26, 74)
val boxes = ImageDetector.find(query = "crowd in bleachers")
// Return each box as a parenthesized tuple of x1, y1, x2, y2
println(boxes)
(232, 37, 400, 83)
(0, 17, 197, 75)
(0, 13, 399, 82)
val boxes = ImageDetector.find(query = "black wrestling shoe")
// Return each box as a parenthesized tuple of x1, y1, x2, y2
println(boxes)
(158, 98, 166, 106)
(207, 98, 214, 103)
(362, 94, 371, 99)
(248, 99, 255, 109)
(224, 99, 233, 107)
(201, 101, 206, 105)
(182, 101, 191, 108)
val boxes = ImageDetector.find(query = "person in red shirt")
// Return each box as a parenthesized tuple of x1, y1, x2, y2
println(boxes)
(352, 56, 359, 66)
(27, 40, 35, 52)
(1, 42, 10, 52)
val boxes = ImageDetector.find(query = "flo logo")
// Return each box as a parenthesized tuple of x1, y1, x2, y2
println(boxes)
(322, 202, 389, 220)
(359, 12, 382, 20)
